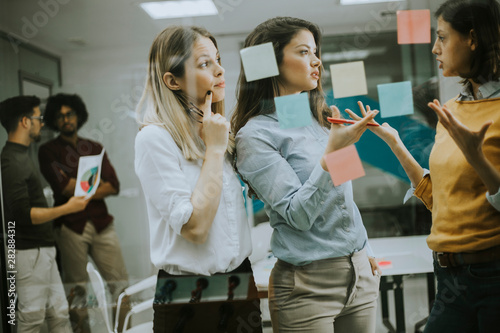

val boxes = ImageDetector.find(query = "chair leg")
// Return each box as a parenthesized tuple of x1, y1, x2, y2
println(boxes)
(69, 308, 91, 333)
(114, 295, 132, 333)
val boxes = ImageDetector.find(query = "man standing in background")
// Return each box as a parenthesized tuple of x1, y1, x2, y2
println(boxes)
(0, 95, 89, 332)
(38, 93, 129, 331)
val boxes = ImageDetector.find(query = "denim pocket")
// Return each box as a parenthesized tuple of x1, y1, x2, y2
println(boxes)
(466, 260, 500, 280)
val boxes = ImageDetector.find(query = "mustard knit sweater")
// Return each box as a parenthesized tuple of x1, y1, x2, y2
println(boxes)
(415, 97, 500, 253)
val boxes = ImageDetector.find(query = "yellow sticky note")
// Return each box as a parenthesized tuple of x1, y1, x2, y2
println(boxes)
(330, 61, 368, 99)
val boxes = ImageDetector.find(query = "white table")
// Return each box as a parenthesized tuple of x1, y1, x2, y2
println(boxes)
(370, 236, 435, 333)
(252, 236, 435, 332)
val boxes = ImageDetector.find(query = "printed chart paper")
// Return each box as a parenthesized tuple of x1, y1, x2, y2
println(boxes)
(74, 149, 105, 198)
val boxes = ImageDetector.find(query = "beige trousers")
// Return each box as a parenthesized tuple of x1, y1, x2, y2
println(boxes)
(56, 222, 129, 302)
(269, 248, 380, 333)
(16, 247, 72, 333)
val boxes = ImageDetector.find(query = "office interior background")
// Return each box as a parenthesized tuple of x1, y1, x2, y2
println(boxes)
(0, 0, 469, 331)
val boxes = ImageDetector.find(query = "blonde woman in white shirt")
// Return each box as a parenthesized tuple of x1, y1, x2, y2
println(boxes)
(134, 26, 261, 333)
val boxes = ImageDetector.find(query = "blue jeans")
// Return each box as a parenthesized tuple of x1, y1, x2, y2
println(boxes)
(424, 259, 500, 333)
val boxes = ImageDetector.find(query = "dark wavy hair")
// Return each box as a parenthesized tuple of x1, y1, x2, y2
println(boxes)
(436, 0, 500, 84)
(231, 17, 330, 136)
(44, 93, 88, 131)
(0, 96, 40, 133)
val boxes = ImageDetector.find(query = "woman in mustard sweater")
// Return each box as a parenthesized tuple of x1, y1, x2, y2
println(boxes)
(348, 0, 500, 331)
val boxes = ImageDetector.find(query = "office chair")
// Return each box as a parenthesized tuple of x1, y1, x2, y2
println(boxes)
(87, 262, 155, 333)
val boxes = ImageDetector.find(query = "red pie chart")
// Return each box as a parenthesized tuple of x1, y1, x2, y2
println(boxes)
(80, 167, 98, 193)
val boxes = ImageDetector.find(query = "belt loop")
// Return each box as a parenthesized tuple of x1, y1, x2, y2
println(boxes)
(434, 252, 449, 268)
(454, 253, 465, 266)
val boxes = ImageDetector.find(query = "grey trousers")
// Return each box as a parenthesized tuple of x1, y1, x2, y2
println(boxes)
(16, 247, 72, 333)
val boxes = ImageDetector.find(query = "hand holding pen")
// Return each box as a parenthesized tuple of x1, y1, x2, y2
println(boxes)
(324, 104, 379, 154)
(345, 101, 401, 148)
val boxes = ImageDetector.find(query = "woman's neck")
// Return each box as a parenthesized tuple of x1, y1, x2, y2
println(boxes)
(469, 80, 481, 100)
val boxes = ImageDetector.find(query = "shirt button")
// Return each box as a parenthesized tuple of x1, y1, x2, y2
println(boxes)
(341, 205, 346, 209)
(320, 201, 324, 205)
(344, 227, 350, 232)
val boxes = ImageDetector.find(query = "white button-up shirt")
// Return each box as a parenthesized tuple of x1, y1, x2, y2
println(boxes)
(135, 125, 252, 275)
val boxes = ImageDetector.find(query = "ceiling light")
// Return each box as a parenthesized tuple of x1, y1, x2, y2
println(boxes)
(340, 0, 402, 5)
(140, 0, 218, 19)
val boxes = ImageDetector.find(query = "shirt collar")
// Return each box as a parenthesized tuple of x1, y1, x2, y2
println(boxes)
(265, 112, 279, 121)
(5, 141, 29, 152)
(458, 80, 500, 101)
(56, 135, 80, 147)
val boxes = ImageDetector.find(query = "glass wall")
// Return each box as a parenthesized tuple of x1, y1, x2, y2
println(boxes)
(322, 31, 437, 237)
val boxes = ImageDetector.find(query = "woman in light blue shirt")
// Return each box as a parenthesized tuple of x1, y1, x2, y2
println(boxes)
(231, 17, 381, 333)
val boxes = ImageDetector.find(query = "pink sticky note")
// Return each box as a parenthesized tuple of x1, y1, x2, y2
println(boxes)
(397, 10, 431, 44)
(324, 145, 365, 186)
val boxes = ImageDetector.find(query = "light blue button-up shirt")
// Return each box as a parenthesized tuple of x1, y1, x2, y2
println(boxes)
(236, 112, 373, 266)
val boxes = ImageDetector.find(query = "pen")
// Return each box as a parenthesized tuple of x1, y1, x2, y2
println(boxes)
(327, 117, 380, 127)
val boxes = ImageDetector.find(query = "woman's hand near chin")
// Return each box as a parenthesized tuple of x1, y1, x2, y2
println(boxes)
(200, 91, 230, 155)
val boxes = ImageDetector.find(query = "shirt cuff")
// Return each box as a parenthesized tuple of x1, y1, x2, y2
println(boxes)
(486, 187, 500, 211)
(404, 169, 430, 204)
(169, 202, 194, 236)
(309, 163, 333, 192)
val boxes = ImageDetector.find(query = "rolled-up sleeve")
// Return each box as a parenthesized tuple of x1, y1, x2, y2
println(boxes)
(414, 173, 433, 210)
(135, 126, 194, 235)
(486, 187, 500, 211)
(236, 128, 330, 231)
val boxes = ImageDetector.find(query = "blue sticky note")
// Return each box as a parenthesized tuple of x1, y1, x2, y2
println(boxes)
(274, 93, 312, 129)
(377, 81, 414, 118)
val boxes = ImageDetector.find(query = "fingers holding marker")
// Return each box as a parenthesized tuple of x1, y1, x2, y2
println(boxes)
(329, 105, 341, 119)
(355, 109, 379, 128)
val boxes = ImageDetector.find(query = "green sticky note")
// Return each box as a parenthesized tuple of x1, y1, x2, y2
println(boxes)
(274, 93, 313, 129)
(377, 81, 414, 118)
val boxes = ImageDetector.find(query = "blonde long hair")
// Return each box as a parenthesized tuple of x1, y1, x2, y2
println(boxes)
(137, 25, 233, 160)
